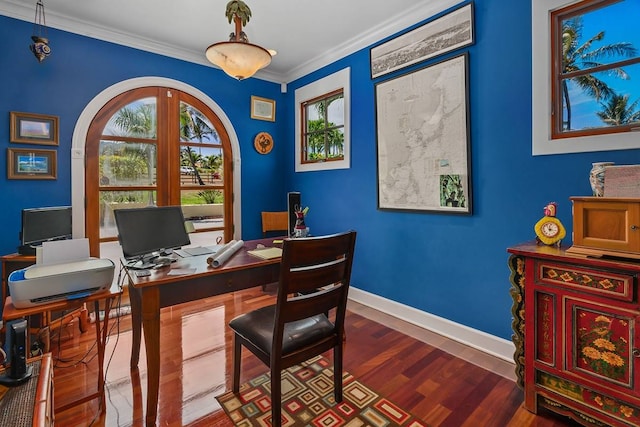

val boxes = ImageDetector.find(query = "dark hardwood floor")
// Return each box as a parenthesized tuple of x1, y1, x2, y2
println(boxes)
(46, 285, 578, 426)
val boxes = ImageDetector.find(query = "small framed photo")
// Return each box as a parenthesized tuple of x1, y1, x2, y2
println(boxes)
(7, 148, 57, 180)
(251, 96, 276, 122)
(10, 111, 59, 145)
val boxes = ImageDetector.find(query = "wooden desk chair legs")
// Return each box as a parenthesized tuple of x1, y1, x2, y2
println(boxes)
(228, 231, 357, 427)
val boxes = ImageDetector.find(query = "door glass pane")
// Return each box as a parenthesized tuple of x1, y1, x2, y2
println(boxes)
(99, 190, 157, 238)
(103, 97, 157, 139)
(180, 146, 224, 186)
(180, 102, 220, 144)
(181, 190, 224, 231)
(100, 140, 157, 186)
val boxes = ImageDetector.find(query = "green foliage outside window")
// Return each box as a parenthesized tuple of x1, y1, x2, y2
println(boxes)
(303, 91, 344, 163)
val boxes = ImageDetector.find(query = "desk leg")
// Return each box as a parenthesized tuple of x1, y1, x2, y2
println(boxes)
(129, 286, 142, 368)
(94, 297, 113, 413)
(141, 287, 160, 427)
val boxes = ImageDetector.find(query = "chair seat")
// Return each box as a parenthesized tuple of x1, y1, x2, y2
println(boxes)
(229, 305, 335, 354)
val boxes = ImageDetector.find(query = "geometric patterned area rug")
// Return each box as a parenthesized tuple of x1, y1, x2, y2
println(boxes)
(216, 355, 430, 427)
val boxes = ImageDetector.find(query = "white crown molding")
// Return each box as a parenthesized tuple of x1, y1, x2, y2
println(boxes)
(1, 0, 459, 84)
(348, 286, 516, 363)
(0, 0, 217, 69)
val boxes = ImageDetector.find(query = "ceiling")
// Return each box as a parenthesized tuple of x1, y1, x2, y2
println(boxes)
(0, 0, 457, 83)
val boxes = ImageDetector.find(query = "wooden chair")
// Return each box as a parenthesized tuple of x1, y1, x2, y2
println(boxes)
(261, 211, 289, 237)
(228, 231, 357, 427)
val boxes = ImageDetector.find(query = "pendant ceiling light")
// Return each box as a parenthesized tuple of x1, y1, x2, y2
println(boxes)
(30, 0, 51, 62)
(205, 0, 275, 80)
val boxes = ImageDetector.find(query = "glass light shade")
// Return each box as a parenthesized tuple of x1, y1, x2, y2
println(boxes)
(205, 41, 272, 80)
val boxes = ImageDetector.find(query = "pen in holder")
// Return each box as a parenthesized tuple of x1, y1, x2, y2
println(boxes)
(293, 206, 309, 238)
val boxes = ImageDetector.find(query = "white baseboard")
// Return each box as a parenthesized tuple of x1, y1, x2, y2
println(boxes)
(348, 287, 516, 363)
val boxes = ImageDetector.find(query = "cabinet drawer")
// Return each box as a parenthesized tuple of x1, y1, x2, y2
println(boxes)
(537, 370, 640, 426)
(535, 261, 635, 302)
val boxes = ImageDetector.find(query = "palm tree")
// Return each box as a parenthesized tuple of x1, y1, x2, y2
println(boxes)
(180, 104, 216, 185)
(181, 147, 206, 185)
(112, 103, 157, 205)
(561, 17, 636, 130)
(596, 94, 640, 126)
(112, 104, 156, 138)
(180, 103, 216, 143)
(306, 95, 345, 160)
(203, 154, 223, 175)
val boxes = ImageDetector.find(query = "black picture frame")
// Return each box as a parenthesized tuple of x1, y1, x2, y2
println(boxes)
(370, 2, 474, 79)
(375, 53, 472, 214)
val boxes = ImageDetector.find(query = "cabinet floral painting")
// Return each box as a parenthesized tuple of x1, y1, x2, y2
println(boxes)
(576, 310, 630, 385)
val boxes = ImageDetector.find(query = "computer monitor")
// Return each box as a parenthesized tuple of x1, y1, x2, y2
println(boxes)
(19, 206, 73, 254)
(114, 205, 190, 267)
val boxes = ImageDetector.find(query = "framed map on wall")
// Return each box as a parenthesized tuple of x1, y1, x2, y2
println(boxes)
(375, 53, 472, 214)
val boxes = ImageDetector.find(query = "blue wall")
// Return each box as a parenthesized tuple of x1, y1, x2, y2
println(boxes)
(284, 0, 640, 340)
(0, 15, 284, 252)
(2, 0, 640, 341)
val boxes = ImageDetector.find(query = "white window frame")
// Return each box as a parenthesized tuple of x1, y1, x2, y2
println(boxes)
(295, 68, 350, 172)
(532, 0, 640, 156)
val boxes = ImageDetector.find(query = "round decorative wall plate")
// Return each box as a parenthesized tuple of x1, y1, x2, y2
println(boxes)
(254, 132, 274, 154)
(253, 132, 273, 154)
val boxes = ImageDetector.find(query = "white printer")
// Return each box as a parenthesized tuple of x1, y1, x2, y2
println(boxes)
(8, 258, 115, 309)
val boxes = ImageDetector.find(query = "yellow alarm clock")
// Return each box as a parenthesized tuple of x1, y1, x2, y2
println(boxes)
(534, 202, 566, 247)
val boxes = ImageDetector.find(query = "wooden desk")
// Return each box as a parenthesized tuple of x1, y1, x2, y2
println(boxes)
(2, 285, 122, 414)
(0, 353, 54, 427)
(126, 238, 281, 427)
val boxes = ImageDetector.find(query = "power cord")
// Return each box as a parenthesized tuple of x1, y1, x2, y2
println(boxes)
(50, 291, 126, 426)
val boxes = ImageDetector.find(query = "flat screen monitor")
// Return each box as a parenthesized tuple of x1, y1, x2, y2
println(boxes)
(20, 206, 72, 247)
(114, 205, 191, 262)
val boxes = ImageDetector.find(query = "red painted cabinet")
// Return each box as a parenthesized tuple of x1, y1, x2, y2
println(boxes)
(508, 242, 640, 427)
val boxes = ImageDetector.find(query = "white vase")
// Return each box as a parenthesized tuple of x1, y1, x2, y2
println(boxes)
(589, 162, 614, 197)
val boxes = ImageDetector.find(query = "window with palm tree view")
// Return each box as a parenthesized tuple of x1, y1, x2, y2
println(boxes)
(301, 89, 345, 164)
(552, 0, 640, 139)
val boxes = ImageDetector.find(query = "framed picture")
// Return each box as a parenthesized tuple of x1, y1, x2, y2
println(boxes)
(251, 96, 276, 121)
(370, 2, 474, 79)
(375, 53, 471, 214)
(7, 148, 57, 180)
(10, 111, 59, 145)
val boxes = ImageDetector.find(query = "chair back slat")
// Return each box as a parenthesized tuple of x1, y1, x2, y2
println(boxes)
(287, 260, 348, 295)
(279, 285, 344, 324)
(274, 231, 356, 344)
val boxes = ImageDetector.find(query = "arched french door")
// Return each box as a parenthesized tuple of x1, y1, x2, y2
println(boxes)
(82, 85, 235, 257)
